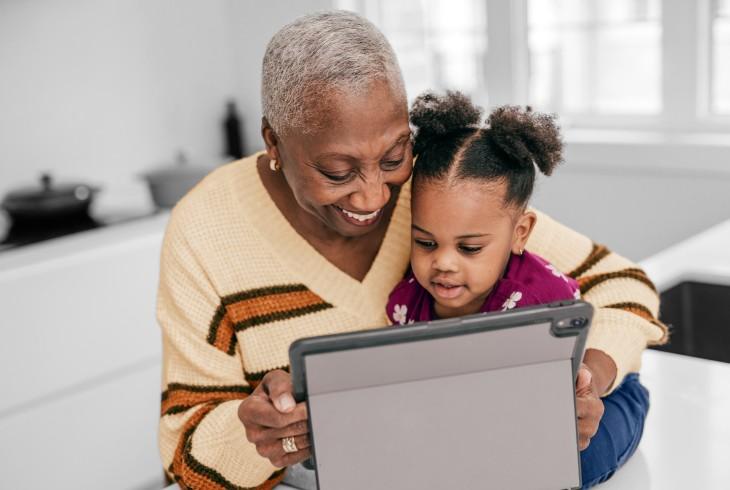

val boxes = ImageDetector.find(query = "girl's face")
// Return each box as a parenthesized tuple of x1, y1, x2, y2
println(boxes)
(410, 179, 534, 319)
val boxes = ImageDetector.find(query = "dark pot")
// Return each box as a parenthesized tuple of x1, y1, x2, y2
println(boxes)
(1, 174, 101, 224)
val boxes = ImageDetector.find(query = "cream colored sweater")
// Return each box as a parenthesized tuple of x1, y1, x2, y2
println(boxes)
(157, 152, 666, 489)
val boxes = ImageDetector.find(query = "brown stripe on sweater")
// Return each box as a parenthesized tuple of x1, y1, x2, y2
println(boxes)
(568, 243, 611, 279)
(207, 284, 332, 356)
(222, 284, 314, 305)
(207, 284, 332, 355)
(604, 302, 655, 322)
(171, 403, 226, 490)
(171, 402, 287, 489)
(245, 366, 290, 389)
(161, 383, 251, 417)
(578, 268, 657, 296)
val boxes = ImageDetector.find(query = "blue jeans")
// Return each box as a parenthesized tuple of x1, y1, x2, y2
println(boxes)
(580, 373, 650, 488)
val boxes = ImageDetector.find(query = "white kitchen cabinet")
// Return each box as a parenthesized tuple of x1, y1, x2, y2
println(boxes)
(0, 214, 169, 489)
(0, 362, 164, 490)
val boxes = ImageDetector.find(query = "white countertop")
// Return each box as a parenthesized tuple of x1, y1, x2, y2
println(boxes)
(640, 217, 730, 291)
(0, 211, 169, 274)
(600, 350, 730, 489)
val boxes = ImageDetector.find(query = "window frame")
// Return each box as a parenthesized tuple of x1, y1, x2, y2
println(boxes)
(340, 0, 730, 134)
(517, 0, 730, 132)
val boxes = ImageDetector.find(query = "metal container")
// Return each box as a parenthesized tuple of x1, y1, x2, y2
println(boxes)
(140, 154, 211, 209)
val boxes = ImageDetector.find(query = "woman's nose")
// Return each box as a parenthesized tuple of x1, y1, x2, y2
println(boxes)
(349, 174, 391, 211)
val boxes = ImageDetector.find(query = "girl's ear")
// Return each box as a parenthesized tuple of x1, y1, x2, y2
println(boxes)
(261, 117, 280, 162)
(512, 210, 537, 255)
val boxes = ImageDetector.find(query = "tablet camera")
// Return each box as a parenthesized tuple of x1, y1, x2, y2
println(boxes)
(556, 317, 587, 329)
(570, 317, 587, 328)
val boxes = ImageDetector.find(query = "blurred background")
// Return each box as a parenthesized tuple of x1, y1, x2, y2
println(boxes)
(1, 1, 729, 489)
(1, 0, 729, 259)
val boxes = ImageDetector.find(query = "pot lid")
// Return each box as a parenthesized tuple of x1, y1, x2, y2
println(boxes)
(2, 174, 97, 206)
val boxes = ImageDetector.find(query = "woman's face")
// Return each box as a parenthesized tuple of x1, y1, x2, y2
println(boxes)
(410, 179, 525, 319)
(264, 81, 413, 238)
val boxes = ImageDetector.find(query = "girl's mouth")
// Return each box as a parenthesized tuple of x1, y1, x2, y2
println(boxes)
(432, 281, 465, 300)
(333, 205, 382, 227)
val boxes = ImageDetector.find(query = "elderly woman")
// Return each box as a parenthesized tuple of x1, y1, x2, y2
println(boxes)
(157, 11, 666, 490)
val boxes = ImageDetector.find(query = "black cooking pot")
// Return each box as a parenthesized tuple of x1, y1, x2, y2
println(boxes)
(1, 174, 101, 224)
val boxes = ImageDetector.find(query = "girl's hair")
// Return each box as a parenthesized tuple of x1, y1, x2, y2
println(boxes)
(410, 90, 563, 208)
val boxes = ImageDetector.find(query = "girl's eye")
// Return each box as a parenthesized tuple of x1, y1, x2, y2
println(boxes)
(414, 238, 436, 249)
(381, 158, 404, 171)
(459, 245, 483, 255)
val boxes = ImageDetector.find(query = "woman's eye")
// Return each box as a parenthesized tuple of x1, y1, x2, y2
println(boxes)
(459, 245, 483, 255)
(381, 158, 404, 171)
(321, 171, 355, 183)
(414, 238, 436, 249)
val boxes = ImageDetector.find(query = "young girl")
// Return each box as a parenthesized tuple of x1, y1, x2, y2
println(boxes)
(387, 91, 580, 324)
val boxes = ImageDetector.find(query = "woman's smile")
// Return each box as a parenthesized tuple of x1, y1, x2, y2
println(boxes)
(333, 204, 383, 227)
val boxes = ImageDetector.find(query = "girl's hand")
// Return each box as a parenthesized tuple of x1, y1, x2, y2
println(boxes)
(237, 369, 312, 468)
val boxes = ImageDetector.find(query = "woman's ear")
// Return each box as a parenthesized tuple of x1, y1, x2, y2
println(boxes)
(512, 210, 537, 255)
(261, 117, 279, 161)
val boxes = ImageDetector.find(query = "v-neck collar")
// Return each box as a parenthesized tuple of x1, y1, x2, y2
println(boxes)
(235, 152, 412, 320)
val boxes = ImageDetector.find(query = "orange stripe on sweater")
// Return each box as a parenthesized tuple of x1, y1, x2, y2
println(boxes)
(207, 286, 331, 355)
(170, 402, 287, 489)
(578, 268, 657, 295)
(226, 289, 326, 324)
(161, 385, 251, 416)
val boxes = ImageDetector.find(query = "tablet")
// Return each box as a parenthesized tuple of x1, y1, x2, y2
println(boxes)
(289, 300, 592, 490)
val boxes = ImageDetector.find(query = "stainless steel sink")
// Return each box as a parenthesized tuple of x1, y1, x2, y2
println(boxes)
(651, 281, 730, 363)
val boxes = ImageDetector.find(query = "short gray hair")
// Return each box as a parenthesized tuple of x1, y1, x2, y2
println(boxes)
(261, 10, 406, 134)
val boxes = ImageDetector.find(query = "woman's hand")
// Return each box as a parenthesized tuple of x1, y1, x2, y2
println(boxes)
(575, 364, 604, 450)
(576, 349, 617, 450)
(238, 369, 312, 468)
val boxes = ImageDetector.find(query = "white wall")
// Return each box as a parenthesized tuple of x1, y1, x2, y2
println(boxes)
(532, 138, 730, 261)
(227, 0, 334, 151)
(0, 0, 240, 207)
(0, 0, 335, 210)
(2, 0, 728, 258)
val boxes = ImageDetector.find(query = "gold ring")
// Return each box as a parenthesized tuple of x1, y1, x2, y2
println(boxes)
(282, 436, 298, 454)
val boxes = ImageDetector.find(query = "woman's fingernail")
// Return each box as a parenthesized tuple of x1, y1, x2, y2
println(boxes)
(278, 394, 295, 412)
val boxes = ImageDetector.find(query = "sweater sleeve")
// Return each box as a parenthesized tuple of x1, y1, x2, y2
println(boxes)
(157, 211, 285, 489)
(526, 209, 668, 394)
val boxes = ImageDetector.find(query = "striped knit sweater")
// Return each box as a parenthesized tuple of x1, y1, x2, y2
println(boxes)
(157, 151, 667, 489)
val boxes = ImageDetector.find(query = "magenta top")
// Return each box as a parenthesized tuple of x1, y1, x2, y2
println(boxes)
(386, 250, 580, 325)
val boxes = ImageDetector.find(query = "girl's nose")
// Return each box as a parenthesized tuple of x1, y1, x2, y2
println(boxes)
(432, 248, 458, 273)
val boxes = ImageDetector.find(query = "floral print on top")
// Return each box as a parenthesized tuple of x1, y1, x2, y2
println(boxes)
(386, 250, 580, 325)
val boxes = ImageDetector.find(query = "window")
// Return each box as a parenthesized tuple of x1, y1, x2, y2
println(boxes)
(347, 0, 730, 132)
(527, 0, 662, 115)
(713, 0, 730, 114)
(337, 0, 488, 106)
